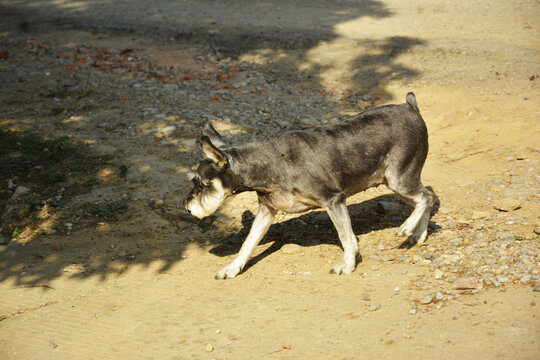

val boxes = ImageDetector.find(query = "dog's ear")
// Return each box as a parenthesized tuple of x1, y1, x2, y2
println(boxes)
(200, 120, 227, 149)
(200, 135, 229, 167)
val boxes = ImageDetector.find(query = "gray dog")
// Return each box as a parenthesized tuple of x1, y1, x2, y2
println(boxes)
(184, 92, 436, 279)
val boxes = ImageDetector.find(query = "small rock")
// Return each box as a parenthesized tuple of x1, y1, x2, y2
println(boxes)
(148, 199, 164, 208)
(282, 343, 292, 350)
(369, 303, 381, 311)
(420, 294, 435, 305)
(299, 117, 319, 126)
(394, 286, 400, 294)
(471, 210, 490, 220)
(533, 284, 540, 292)
(10, 186, 30, 200)
(519, 274, 531, 284)
(496, 231, 515, 241)
(409, 307, 417, 315)
(205, 344, 214, 353)
(494, 199, 521, 212)
(49, 341, 57, 350)
(377, 243, 385, 251)
(363, 293, 371, 301)
(281, 244, 302, 254)
(44, 229, 57, 235)
(435, 292, 444, 300)
(63, 264, 86, 274)
(415, 281, 424, 288)
(434, 269, 445, 279)
(453, 276, 483, 290)
(456, 218, 469, 226)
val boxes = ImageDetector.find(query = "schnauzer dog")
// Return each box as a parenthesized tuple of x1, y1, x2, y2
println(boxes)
(184, 92, 436, 279)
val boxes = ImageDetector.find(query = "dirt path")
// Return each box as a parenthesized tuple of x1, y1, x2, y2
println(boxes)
(0, 1, 539, 359)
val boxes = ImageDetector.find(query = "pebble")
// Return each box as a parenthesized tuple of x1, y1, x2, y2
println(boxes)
(205, 344, 214, 353)
(434, 269, 445, 279)
(453, 276, 483, 290)
(281, 244, 303, 254)
(10, 186, 31, 200)
(377, 243, 385, 251)
(415, 281, 424, 288)
(420, 294, 435, 305)
(471, 210, 490, 219)
(409, 307, 417, 315)
(435, 292, 444, 300)
(49, 341, 57, 350)
(493, 199, 521, 212)
(533, 284, 540, 292)
(519, 274, 531, 284)
(148, 199, 164, 208)
(369, 303, 381, 311)
(496, 231, 515, 242)
(394, 286, 400, 295)
(363, 293, 371, 301)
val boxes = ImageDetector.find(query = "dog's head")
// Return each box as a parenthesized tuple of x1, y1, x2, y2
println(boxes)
(183, 121, 239, 219)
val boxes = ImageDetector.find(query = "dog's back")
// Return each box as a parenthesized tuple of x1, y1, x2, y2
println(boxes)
(229, 93, 428, 200)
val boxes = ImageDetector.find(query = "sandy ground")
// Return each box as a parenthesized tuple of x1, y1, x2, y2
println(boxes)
(0, 1, 539, 359)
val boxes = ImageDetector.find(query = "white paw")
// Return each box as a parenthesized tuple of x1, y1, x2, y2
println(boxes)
(215, 263, 243, 279)
(397, 221, 415, 237)
(330, 262, 355, 275)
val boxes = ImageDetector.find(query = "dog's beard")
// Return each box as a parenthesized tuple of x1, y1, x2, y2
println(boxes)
(186, 180, 225, 219)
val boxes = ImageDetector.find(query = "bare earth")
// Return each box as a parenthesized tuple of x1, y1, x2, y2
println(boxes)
(0, 1, 539, 359)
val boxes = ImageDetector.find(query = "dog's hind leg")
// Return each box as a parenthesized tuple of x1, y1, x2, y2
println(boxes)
(215, 203, 276, 279)
(387, 174, 436, 245)
(325, 193, 360, 274)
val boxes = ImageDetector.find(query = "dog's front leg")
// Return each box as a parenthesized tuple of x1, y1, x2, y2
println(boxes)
(215, 203, 276, 279)
(325, 193, 360, 275)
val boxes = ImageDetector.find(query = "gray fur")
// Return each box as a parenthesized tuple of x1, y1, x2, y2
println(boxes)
(184, 92, 437, 279)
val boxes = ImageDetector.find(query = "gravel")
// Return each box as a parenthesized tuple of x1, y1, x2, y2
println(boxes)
(1, 27, 538, 292)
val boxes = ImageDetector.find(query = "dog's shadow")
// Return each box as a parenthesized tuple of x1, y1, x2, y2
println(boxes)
(210, 190, 440, 272)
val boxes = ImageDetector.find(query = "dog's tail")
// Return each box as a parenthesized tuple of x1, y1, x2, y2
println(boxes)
(406, 92, 420, 113)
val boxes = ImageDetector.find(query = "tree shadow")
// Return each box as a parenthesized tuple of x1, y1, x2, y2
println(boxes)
(210, 192, 440, 273)
(0, 1, 428, 285)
